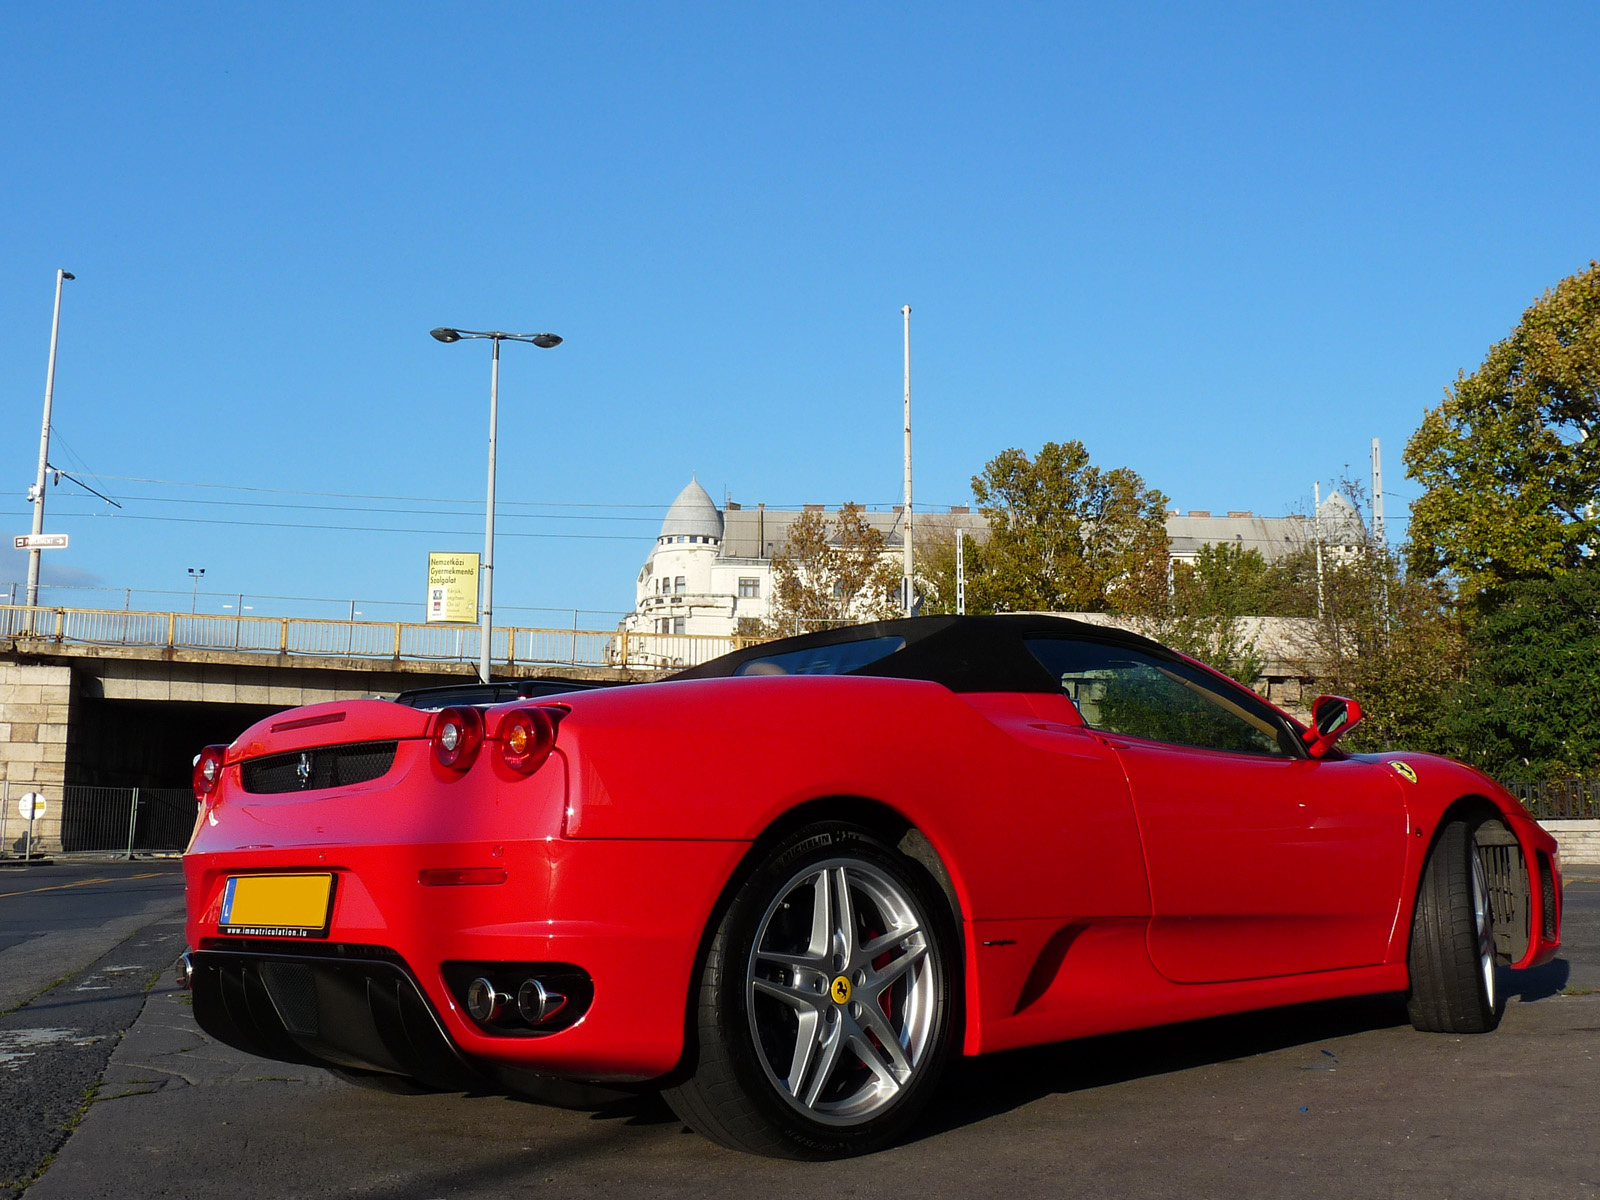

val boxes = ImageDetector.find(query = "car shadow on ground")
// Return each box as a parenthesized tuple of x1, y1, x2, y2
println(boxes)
(526, 993, 1419, 1137)
(1506, 957, 1571, 1000)
(512, 963, 1575, 1141)
(916, 960, 1570, 1140)
(915, 992, 1411, 1139)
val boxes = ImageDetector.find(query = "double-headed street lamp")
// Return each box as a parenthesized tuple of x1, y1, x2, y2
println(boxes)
(430, 327, 563, 684)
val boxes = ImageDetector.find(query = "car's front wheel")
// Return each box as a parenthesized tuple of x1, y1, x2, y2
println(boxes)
(1406, 817, 1504, 1033)
(664, 822, 956, 1158)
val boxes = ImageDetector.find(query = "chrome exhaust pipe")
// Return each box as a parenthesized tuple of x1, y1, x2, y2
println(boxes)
(516, 978, 568, 1025)
(466, 977, 510, 1023)
(175, 951, 193, 991)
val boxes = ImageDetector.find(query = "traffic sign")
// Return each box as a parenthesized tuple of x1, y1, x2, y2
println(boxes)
(18, 792, 46, 820)
(14, 534, 69, 550)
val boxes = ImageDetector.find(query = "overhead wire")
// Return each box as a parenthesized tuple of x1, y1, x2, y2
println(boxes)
(39, 510, 647, 541)
(74, 473, 673, 510)
(69, 492, 660, 522)
(68, 472, 919, 512)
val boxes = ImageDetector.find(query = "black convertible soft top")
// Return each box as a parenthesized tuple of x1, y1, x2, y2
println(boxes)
(670, 614, 1175, 694)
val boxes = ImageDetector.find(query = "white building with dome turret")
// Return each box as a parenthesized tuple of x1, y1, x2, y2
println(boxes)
(617, 478, 1368, 646)
(622, 478, 773, 639)
(618, 479, 963, 646)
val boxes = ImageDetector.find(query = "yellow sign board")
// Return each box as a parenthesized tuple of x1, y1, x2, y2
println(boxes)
(427, 552, 480, 623)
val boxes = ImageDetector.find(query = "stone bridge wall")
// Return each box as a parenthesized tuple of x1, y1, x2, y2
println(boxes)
(0, 661, 71, 853)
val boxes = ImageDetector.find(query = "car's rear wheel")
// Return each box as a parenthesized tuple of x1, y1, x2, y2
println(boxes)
(663, 822, 955, 1158)
(1406, 818, 1503, 1033)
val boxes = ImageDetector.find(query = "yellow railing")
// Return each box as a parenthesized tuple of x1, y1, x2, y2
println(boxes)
(0, 604, 763, 672)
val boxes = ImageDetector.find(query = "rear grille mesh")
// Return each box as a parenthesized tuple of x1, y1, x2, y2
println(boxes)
(259, 962, 320, 1036)
(240, 740, 398, 794)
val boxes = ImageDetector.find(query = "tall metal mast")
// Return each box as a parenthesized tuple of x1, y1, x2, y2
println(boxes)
(901, 304, 914, 615)
(1371, 438, 1386, 550)
(1313, 481, 1326, 619)
(26, 269, 74, 609)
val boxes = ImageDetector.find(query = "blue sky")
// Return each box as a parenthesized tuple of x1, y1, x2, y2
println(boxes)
(3, 3, 1597, 624)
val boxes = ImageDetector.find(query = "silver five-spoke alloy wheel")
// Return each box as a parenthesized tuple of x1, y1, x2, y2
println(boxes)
(1470, 848, 1497, 1013)
(746, 857, 939, 1125)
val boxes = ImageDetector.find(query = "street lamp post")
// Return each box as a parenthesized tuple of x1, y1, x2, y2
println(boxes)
(188, 568, 205, 613)
(430, 327, 563, 684)
(26, 269, 75, 610)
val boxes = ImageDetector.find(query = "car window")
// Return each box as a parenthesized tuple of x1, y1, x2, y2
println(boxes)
(1024, 637, 1295, 757)
(733, 635, 907, 677)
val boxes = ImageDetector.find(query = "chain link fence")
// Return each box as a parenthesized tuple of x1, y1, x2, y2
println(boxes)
(0, 782, 195, 859)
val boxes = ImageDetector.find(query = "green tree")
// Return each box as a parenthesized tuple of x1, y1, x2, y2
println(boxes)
(967, 441, 1170, 614)
(1175, 542, 1276, 615)
(1435, 566, 1600, 780)
(1149, 543, 1271, 684)
(1405, 261, 1600, 594)
(764, 503, 902, 635)
(1279, 478, 1466, 754)
(1254, 546, 1320, 618)
(1320, 565, 1465, 756)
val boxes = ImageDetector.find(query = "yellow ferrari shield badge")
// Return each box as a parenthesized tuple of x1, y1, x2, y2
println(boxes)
(831, 976, 853, 1004)
(1387, 761, 1418, 784)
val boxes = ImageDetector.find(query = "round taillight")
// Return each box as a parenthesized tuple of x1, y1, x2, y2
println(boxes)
(431, 706, 484, 770)
(192, 745, 227, 801)
(498, 707, 556, 775)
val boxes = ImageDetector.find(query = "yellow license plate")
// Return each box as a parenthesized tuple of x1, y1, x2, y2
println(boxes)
(219, 873, 334, 937)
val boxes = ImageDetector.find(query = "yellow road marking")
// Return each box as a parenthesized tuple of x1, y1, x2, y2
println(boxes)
(0, 871, 168, 900)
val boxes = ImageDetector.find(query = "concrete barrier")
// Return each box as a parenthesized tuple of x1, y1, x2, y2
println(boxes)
(1539, 819, 1600, 867)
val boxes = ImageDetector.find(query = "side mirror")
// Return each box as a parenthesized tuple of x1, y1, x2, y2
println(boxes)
(1304, 694, 1363, 758)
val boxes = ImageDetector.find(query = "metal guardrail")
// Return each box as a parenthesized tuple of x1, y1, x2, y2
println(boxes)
(0, 604, 754, 671)
(1503, 779, 1600, 822)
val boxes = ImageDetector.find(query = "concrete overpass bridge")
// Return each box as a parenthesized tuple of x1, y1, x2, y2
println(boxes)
(1, 604, 735, 853)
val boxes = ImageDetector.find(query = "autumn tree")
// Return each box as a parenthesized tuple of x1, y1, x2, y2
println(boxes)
(764, 503, 902, 636)
(1405, 260, 1600, 594)
(965, 441, 1170, 614)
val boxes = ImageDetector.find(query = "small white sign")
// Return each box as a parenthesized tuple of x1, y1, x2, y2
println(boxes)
(18, 792, 46, 820)
(14, 534, 69, 550)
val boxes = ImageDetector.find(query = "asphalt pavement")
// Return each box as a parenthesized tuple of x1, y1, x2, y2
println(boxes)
(0, 862, 186, 1010)
(4, 866, 1597, 1199)
(0, 860, 186, 1198)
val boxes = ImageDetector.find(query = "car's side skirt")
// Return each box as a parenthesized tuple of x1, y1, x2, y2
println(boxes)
(964, 917, 1410, 1056)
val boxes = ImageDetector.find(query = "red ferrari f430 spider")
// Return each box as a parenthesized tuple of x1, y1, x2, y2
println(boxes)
(181, 615, 1562, 1157)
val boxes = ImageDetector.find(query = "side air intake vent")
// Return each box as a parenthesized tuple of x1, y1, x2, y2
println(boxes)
(1538, 852, 1557, 940)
